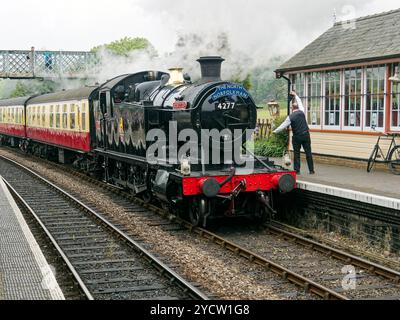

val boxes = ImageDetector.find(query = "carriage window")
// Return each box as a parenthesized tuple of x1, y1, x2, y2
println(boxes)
(50, 106, 54, 128)
(37, 107, 40, 126)
(56, 105, 60, 128)
(41, 106, 46, 126)
(62, 104, 68, 129)
(36, 107, 40, 126)
(81, 102, 86, 131)
(32, 107, 36, 125)
(0, 109, 2, 123)
(70, 104, 76, 130)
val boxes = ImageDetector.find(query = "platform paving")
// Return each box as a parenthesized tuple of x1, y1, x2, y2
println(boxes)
(0, 177, 64, 300)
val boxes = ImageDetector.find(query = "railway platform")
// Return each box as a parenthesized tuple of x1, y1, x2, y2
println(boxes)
(272, 158, 400, 211)
(0, 177, 64, 300)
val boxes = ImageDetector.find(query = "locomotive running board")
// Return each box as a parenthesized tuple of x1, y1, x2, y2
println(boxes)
(95, 148, 173, 168)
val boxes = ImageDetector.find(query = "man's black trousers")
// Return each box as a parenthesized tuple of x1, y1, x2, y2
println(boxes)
(292, 132, 315, 173)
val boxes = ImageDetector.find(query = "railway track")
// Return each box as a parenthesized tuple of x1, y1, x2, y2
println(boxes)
(218, 222, 400, 300)
(0, 156, 208, 301)
(2, 150, 400, 300)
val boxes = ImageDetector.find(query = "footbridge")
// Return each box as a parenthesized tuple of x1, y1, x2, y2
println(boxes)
(0, 48, 97, 79)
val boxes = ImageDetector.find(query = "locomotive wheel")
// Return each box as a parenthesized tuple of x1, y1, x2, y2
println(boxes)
(142, 191, 153, 204)
(254, 207, 271, 225)
(189, 198, 208, 227)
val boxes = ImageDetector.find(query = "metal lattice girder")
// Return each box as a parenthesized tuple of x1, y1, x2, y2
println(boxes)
(0, 50, 98, 79)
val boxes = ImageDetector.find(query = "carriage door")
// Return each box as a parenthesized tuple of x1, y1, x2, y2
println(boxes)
(100, 91, 111, 149)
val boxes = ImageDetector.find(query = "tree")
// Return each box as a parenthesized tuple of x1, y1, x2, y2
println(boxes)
(91, 37, 156, 57)
(9, 80, 57, 98)
(231, 74, 252, 91)
(249, 56, 288, 105)
(10, 81, 30, 98)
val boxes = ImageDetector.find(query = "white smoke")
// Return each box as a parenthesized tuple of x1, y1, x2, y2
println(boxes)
(91, 32, 254, 84)
(87, 0, 400, 84)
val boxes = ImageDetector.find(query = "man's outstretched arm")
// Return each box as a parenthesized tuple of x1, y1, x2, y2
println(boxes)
(273, 116, 291, 134)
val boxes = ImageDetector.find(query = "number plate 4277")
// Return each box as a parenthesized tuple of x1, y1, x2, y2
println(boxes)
(217, 102, 236, 110)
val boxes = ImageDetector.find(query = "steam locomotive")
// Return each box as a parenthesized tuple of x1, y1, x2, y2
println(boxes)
(0, 56, 296, 227)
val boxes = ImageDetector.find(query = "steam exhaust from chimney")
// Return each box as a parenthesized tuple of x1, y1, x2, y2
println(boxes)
(197, 56, 225, 81)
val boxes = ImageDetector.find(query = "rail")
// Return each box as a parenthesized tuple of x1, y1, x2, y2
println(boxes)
(0, 154, 208, 300)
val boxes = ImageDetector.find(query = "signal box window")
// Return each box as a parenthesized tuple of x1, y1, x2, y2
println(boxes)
(365, 65, 385, 129)
(391, 63, 400, 129)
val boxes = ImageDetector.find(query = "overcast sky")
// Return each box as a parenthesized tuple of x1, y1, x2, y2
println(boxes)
(1, 0, 399, 60)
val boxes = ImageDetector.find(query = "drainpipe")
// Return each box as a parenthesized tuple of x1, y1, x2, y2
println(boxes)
(274, 71, 291, 117)
(275, 71, 292, 156)
(282, 75, 292, 117)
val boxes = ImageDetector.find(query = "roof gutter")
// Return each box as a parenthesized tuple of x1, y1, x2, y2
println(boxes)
(275, 54, 400, 74)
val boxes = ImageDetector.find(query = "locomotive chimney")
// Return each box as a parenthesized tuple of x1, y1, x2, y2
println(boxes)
(197, 56, 225, 81)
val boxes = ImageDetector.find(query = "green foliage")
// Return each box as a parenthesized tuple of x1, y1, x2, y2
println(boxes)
(254, 115, 289, 158)
(231, 74, 252, 91)
(9, 80, 56, 98)
(10, 82, 29, 98)
(91, 37, 155, 56)
(249, 56, 288, 104)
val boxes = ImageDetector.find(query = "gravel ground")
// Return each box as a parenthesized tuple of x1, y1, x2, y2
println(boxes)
(0, 149, 302, 300)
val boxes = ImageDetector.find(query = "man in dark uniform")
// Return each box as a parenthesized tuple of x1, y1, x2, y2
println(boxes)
(273, 91, 315, 175)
